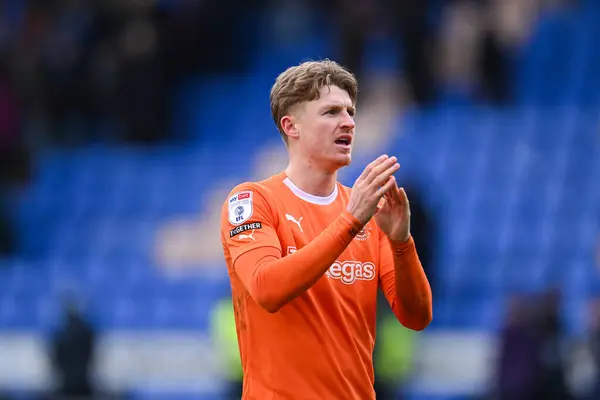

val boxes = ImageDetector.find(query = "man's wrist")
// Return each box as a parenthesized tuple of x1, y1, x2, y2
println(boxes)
(387, 232, 411, 244)
(388, 235, 415, 255)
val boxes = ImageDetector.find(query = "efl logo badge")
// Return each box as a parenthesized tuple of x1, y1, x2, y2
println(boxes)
(228, 191, 253, 225)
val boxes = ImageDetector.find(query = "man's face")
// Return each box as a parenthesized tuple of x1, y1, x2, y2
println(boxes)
(290, 85, 356, 172)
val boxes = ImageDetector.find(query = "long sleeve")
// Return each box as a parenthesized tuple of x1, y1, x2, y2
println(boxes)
(221, 183, 363, 313)
(378, 233, 432, 330)
(234, 211, 362, 312)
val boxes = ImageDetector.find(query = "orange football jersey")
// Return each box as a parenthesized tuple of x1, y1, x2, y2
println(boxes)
(221, 171, 429, 399)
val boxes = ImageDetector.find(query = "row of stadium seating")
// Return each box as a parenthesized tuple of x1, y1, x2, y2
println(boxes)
(1, 106, 597, 334)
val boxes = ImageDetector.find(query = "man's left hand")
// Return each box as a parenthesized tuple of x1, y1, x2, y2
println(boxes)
(374, 183, 411, 242)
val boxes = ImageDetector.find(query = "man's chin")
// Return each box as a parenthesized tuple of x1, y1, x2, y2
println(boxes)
(331, 154, 352, 169)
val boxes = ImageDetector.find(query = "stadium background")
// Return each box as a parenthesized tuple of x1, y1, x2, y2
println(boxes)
(0, 0, 599, 399)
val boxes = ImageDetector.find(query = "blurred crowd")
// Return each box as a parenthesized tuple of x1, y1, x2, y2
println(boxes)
(0, 0, 580, 149)
(0, 0, 581, 258)
(0, 0, 261, 149)
(0, 0, 261, 258)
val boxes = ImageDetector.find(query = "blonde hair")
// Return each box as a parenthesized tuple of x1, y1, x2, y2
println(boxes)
(270, 59, 358, 144)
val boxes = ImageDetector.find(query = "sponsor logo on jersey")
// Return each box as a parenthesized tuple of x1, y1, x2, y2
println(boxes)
(326, 261, 376, 285)
(286, 247, 375, 285)
(228, 191, 253, 225)
(229, 222, 262, 238)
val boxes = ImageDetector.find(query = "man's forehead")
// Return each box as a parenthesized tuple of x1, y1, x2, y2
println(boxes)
(315, 85, 353, 106)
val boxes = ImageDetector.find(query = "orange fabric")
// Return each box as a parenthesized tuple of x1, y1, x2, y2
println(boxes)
(379, 235, 433, 330)
(220, 172, 431, 400)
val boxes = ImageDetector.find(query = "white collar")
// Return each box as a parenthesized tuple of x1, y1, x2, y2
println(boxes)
(282, 177, 338, 205)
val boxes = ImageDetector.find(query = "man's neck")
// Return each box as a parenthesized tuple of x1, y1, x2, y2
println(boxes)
(284, 161, 337, 198)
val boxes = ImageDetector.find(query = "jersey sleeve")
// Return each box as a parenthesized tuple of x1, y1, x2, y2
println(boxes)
(221, 183, 364, 313)
(377, 226, 433, 330)
(221, 183, 282, 265)
(378, 227, 402, 317)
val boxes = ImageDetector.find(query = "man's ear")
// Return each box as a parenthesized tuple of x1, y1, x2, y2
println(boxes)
(280, 115, 300, 141)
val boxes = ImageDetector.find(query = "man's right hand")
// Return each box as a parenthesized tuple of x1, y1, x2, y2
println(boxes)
(347, 155, 400, 225)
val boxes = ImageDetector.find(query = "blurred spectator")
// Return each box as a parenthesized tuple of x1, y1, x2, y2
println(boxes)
(477, 20, 512, 104)
(10, 0, 52, 143)
(0, 57, 28, 185)
(0, 53, 27, 257)
(115, 2, 168, 144)
(0, 62, 21, 154)
(437, 0, 480, 100)
(50, 296, 97, 400)
(210, 296, 243, 400)
(595, 235, 600, 273)
(335, 0, 437, 106)
(437, 0, 519, 105)
(0, 190, 13, 258)
(573, 297, 600, 400)
(496, 294, 542, 400)
(534, 289, 571, 400)
(496, 291, 572, 400)
(373, 290, 416, 400)
(39, 0, 96, 144)
(476, 0, 541, 105)
(392, 0, 437, 106)
(335, 0, 375, 84)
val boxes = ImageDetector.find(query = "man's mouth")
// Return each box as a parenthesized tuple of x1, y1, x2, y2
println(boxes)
(334, 135, 352, 147)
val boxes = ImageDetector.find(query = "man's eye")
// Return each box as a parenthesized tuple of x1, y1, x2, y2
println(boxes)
(327, 109, 337, 114)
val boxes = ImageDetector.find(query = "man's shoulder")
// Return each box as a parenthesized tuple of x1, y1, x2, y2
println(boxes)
(221, 175, 284, 227)
(225, 174, 283, 203)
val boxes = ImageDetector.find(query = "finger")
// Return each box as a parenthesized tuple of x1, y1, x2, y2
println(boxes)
(383, 189, 395, 206)
(372, 162, 400, 187)
(397, 187, 409, 204)
(375, 198, 385, 215)
(376, 175, 397, 198)
(366, 156, 398, 184)
(383, 190, 392, 202)
(390, 183, 403, 204)
(366, 156, 397, 184)
(357, 154, 389, 182)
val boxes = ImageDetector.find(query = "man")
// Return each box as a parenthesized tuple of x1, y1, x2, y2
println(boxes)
(220, 60, 432, 399)
(210, 294, 243, 399)
(50, 296, 96, 399)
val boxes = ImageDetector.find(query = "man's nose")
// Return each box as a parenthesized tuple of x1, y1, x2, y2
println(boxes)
(340, 111, 355, 129)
